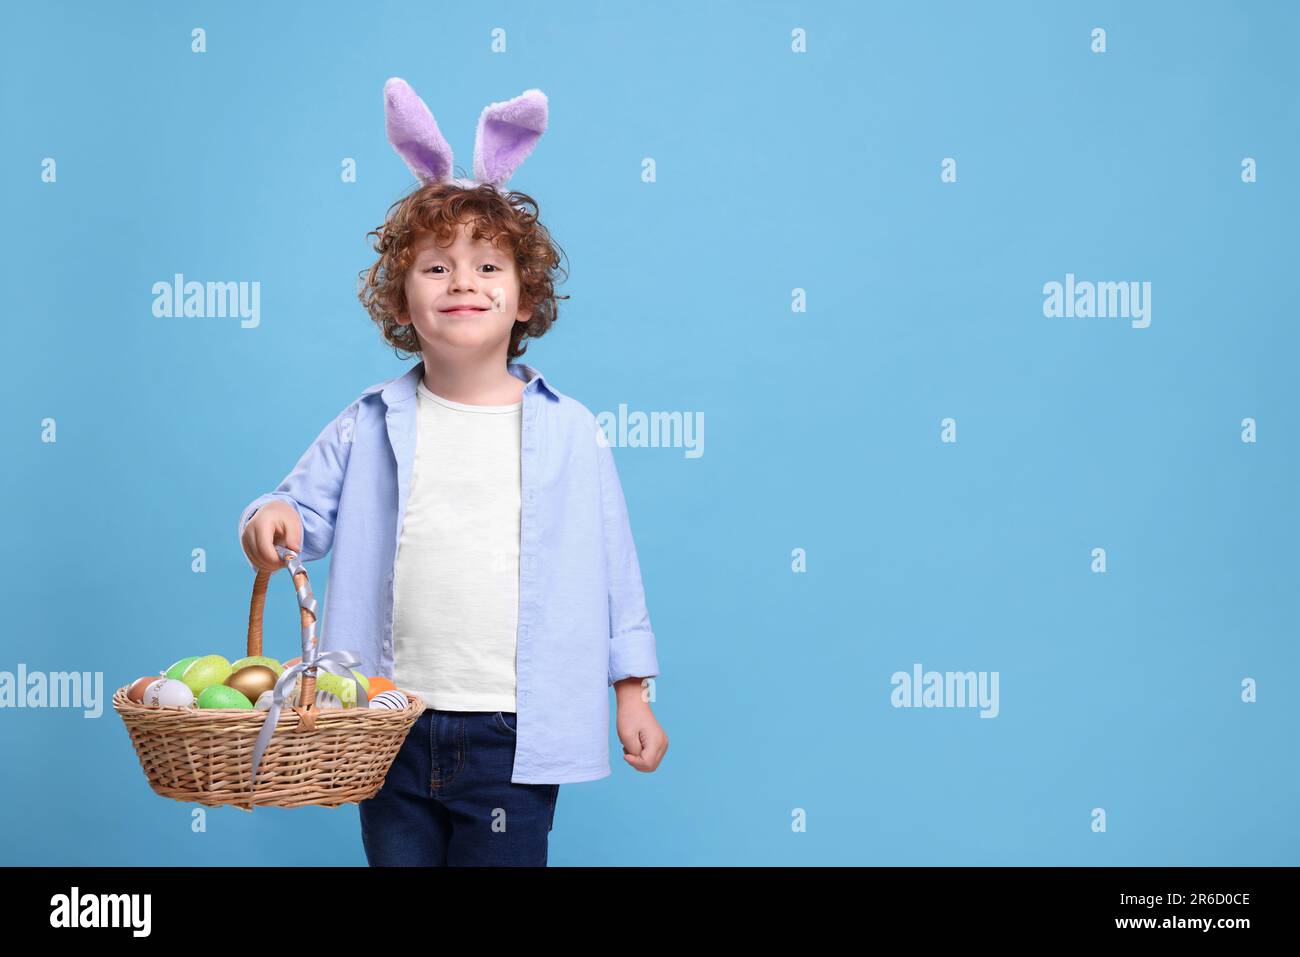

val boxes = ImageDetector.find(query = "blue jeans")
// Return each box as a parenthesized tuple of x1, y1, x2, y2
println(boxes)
(359, 708, 560, 866)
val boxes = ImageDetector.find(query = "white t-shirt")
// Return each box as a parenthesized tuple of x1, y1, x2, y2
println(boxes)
(391, 380, 522, 712)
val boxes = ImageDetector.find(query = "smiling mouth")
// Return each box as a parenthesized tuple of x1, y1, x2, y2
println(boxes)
(440, 306, 487, 315)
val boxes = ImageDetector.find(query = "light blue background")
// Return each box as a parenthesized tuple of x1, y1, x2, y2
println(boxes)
(3, 0, 1297, 865)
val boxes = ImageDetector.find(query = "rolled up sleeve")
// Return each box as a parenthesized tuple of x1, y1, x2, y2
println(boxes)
(237, 403, 358, 571)
(596, 427, 660, 687)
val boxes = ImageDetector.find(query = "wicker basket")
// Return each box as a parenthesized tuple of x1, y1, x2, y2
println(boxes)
(114, 549, 422, 811)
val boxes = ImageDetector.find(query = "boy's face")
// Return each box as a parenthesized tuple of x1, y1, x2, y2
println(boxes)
(398, 220, 532, 357)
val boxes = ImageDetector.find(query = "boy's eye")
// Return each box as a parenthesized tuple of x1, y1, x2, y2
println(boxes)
(422, 263, 501, 273)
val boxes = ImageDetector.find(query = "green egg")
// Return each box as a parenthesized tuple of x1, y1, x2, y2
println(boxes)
(181, 655, 232, 695)
(197, 685, 253, 709)
(164, 656, 201, 680)
(230, 655, 284, 677)
(314, 671, 352, 706)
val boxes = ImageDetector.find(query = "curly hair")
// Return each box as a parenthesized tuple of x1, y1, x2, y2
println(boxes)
(358, 178, 568, 362)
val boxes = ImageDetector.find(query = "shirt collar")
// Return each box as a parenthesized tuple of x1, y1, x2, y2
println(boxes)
(507, 361, 560, 400)
(375, 359, 559, 405)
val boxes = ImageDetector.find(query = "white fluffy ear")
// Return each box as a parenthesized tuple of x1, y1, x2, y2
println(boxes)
(384, 77, 454, 184)
(472, 89, 548, 189)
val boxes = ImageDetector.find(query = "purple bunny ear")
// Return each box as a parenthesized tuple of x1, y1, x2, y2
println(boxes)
(384, 77, 454, 184)
(472, 89, 548, 189)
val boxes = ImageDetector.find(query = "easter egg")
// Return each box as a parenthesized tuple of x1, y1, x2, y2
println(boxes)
(368, 690, 409, 711)
(145, 678, 195, 709)
(230, 655, 284, 677)
(277, 674, 352, 706)
(127, 675, 160, 703)
(181, 655, 232, 695)
(253, 688, 305, 711)
(275, 676, 302, 704)
(315, 671, 359, 707)
(313, 690, 343, 709)
(226, 665, 278, 704)
(197, 685, 253, 709)
(284, 657, 302, 668)
(366, 676, 397, 696)
(164, 656, 200, 680)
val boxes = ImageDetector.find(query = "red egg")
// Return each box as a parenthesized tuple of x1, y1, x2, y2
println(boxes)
(127, 675, 159, 703)
(284, 657, 302, 668)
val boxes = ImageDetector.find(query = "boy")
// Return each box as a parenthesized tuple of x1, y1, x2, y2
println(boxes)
(238, 180, 667, 866)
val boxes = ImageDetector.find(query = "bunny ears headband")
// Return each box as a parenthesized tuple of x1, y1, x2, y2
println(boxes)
(384, 77, 548, 193)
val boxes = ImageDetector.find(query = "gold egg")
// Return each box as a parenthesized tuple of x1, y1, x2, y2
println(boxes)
(226, 665, 278, 704)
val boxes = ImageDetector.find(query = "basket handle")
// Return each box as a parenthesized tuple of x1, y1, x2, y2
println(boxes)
(246, 548, 319, 710)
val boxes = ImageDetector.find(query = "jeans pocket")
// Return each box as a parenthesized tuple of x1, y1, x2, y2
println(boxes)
(493, 710, 518, 735)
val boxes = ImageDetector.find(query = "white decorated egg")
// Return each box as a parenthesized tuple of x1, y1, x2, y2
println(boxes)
(314, 690, 343, 709)
(368, 690, 409, 711)
(255, 687, 335, 709)
(257, 679, 339, 710)
(256, 677, 304, 709)
(145, 678, 194, 709)
(277, 678, 303, 705)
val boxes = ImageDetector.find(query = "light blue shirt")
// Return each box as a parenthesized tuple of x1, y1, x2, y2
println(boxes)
(237, 360, 660, 784)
